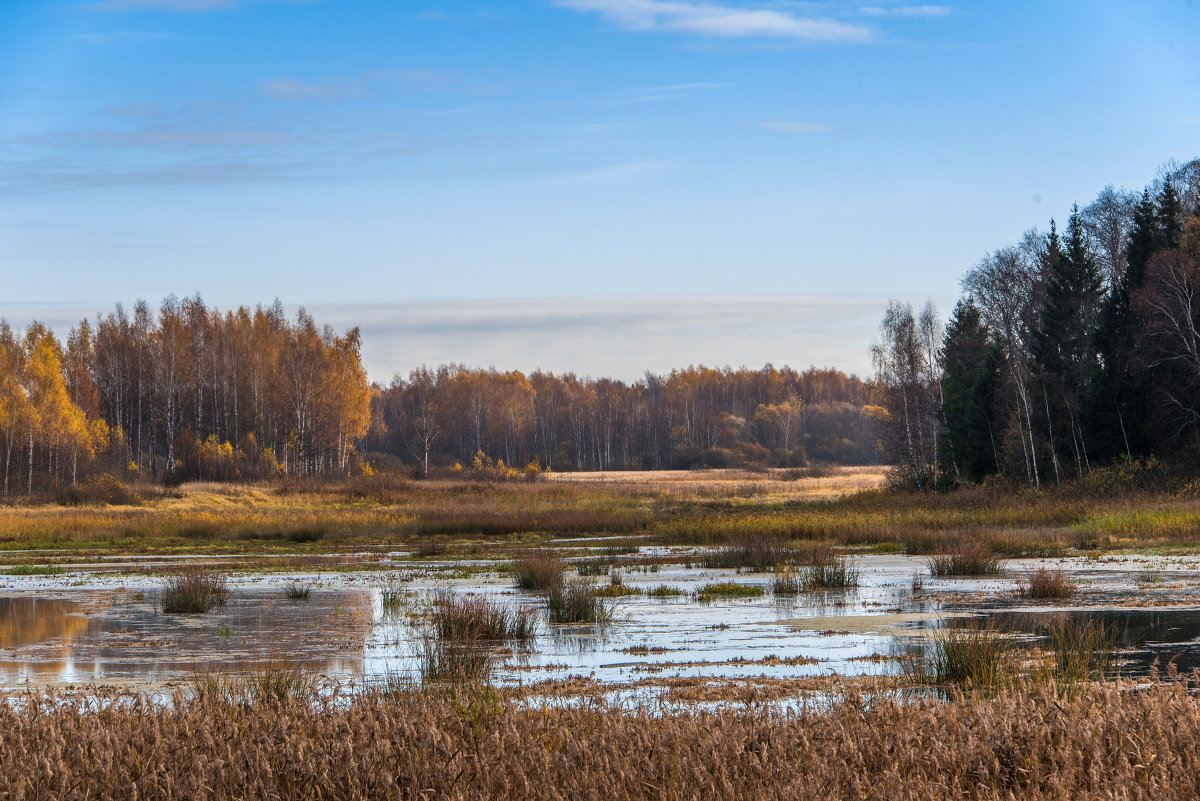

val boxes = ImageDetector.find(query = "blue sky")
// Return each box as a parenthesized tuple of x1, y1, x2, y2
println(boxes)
(1, 0, 1198, 379)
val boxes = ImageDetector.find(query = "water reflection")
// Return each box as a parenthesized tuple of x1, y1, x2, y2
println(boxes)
(0, 589, 371, 688)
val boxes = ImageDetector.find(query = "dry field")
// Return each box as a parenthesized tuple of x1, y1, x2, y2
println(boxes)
(2, 465, 1200, 557)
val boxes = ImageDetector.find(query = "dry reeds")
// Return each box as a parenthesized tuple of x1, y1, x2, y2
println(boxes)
(927, 544, 1004, 577)
(418, 635, 497, 686)
(800, 554, 859, 590)
(431, 591, 537, 642)
(161, 571, 228, 613)
(701, 534, 799, 572)
(771, 569, 801, 596)
(12, 680, 1200, 798)
(546, 581, 609, 624)
(513, 550, 566, 592)
(283, 581, 312, 600)
(911, 621, 1015, 688)
(1019, 567, 1077, 599)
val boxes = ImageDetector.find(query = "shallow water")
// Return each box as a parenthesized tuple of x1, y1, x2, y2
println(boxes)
(1, 551, 1199, 692)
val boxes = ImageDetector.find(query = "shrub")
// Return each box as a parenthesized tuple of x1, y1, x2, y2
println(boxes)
(161, 571, 228, 613)
(57, 474, 142, 506)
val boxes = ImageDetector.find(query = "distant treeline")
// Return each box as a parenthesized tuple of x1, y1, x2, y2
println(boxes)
(0, 297, 370, 494)
(365, 365, 880, 474)
(1, 296, 880, 493)
(874, 158, 1200, 489)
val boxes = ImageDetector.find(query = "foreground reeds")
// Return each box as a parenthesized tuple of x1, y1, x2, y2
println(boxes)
(9, 680, 1200, 799)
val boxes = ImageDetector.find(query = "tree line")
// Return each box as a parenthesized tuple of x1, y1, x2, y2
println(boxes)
(365, 365, 880, 474)
(874, 158, 1200, 488)
(0, 297, 371, 494)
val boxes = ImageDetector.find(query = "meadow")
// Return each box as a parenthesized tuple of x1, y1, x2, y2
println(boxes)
(2, 465, 1200, 559)
(4, 466, 1200, 798)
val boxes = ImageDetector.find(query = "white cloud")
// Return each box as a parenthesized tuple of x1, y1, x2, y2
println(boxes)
(859, 5, 952, 17)
(0, 296, 883, 382)
(757, 120, 831, 133)
(557, 0, 873, 42)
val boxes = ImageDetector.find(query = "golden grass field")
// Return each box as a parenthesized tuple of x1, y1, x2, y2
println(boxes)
(1, 465, 1200, 557)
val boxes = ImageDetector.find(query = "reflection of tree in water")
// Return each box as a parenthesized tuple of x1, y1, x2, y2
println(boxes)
(0, 590, 373, 688)
(983, 610, 1200, 676)
(0, 597, 93, 649)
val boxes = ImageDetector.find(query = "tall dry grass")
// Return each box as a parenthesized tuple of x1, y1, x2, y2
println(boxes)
(512, 550, 566, 592)
(432, 591, 538, 642)
(161, 571, 228, 613)
(8, 681, 1200, 798)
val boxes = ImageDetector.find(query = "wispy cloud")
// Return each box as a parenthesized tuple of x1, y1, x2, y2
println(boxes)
(858, 5, 952, 17)
(258, 69, 455, 101)
(84, 0, 304, 12)
(557, 0, 873, 43)
(70, 31, 176, 44)
(0, 296, 883, 381)
(756, 120, 831, 133)
(606, 80, 732, 105)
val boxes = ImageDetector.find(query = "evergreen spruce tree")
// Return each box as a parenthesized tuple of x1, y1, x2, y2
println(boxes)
(1032, 206, 1105, 480)
(939, 300, 1002, 482)
(1087, 190, 1158, 459)
(1157, 174, 1183, 251)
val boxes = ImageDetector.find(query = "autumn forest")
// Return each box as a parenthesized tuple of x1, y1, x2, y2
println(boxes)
(0, 296, 878, 495)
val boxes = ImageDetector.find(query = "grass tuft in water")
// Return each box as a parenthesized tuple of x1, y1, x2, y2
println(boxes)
(694, 581, 765, 602)
(926, 545, 1004, 577)
(1019, 567, 1076, 599)
(513, 550, 566, 592)
(161, 571, 228, 613)
(547, 580, 609, 624)
(801, 554, 859, 590)
(283, 581, 312, 600)
(431, 591, 537, 642)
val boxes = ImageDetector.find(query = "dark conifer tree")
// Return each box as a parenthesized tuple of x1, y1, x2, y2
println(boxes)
(1087, 189, 1158, 459)
(1032, 206, 1105, 480)
(1157, 174, 1183, 251)
(939, 299, 1002, 482)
